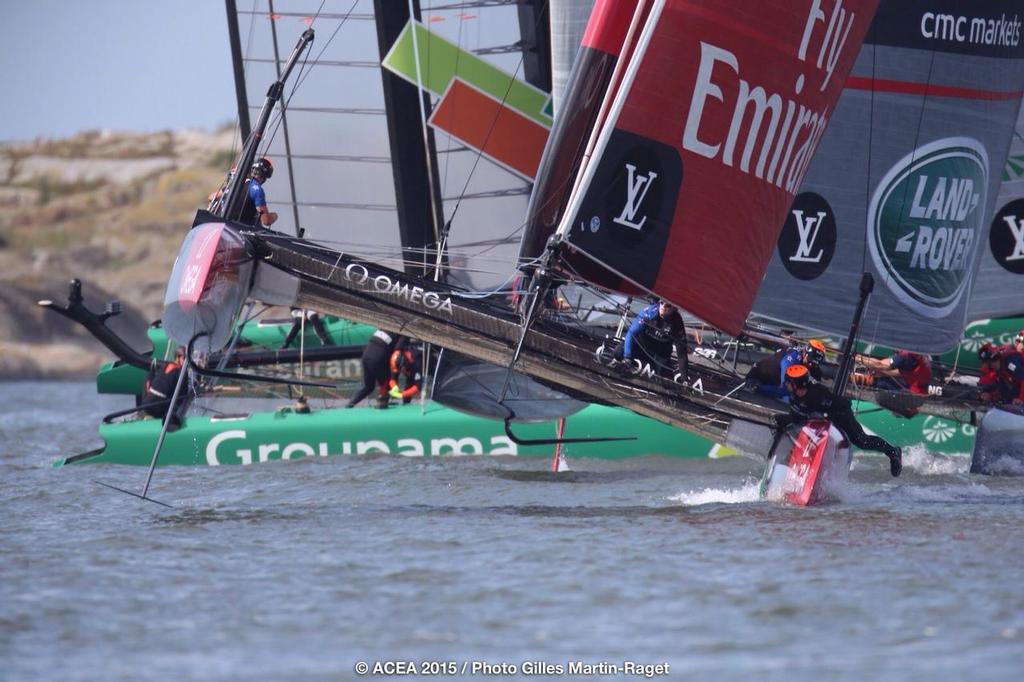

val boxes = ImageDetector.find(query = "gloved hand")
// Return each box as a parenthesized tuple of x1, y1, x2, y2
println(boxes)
(773, 412, 795, 429)
(389, 386, 403, 399)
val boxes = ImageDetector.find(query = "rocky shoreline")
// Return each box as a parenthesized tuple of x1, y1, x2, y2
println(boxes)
(0, 129, 234, 380)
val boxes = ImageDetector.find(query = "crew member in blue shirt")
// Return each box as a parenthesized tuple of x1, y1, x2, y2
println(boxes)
(239, 157, 278, 227)
(619, 299, 689, 380)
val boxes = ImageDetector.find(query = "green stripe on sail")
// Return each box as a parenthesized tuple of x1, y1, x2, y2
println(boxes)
(383, 21, 552, 128)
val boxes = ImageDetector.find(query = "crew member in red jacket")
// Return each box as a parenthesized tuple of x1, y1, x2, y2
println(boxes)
(856, 350, 932, 394)
(978, 342, 1024, 405)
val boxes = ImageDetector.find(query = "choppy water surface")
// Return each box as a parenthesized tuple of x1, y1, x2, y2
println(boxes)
(2, 382, 1023, 681)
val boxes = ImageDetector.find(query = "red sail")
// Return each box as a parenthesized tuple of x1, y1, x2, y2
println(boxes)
(558, 0, 879, 335)
(520, 0, 645, 261)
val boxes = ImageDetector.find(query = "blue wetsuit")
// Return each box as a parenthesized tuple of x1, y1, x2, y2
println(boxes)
(238, 179, 267, 226)
(746, 348, 805, 400)
(620, 303, 688, 377)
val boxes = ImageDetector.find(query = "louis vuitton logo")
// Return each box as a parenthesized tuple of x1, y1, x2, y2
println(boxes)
(1003, 214, 1024, 261)
(789, 209, 828, 263)
(613, 164, 658, 231)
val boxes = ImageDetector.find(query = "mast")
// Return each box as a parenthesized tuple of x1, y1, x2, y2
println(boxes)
(266, 0, 304, 236)
(222, 29, 314, 225)
(373, 0, 445, 277)
(224, 0, 251, 140)
(516, 0, 552, 93)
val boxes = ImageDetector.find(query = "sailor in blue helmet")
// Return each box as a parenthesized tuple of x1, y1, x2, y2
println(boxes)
(239, 157, 278, 227)
(617, 299, 689, 380)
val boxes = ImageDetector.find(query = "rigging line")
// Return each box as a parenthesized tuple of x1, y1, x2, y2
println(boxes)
(442, 6, 534, 230)
(264, 0, 322, 235)
(859, 18, 877, 275)
(406, 0, 446, 248)
(436, 1, 467, 223)
(258, 0, 356, 173)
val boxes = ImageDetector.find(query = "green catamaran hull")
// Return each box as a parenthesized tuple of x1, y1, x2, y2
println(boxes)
(56, 401, 730, 467)
(57, 396, 975, 468)
(75, 315, 1013, 467)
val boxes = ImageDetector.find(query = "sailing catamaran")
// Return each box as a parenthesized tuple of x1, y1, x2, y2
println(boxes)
(51, 2, 1024, 485)
(147, 0, 882, 511)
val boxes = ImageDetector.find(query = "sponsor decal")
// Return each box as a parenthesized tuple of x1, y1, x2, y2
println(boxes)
(867, 137, 988, 318)
(959, 320, 1021, 352)
(205, 429, 518, 465)
(343, 263, 454, 315)
(989, 199, 1024, 274)
(177, 223, 225, 305)
(921, 415, 976, 444)
(921, 416, 956, 443)
(778, 192, 837, 280)
(683, 1, 865, 191)
(612, 164, 659, 231)
(920, 10, 1022, 49)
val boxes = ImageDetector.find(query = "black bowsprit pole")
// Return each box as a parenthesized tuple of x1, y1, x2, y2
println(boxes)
(833, 272, 874, 398)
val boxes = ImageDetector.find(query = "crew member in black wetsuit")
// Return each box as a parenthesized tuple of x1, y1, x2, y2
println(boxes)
(346, 329, 402, 408)
(140, 346, 186, 427)
(775, 364, 902, 477)
(280, 308, 333, 349)
(745, 340, 825, 400)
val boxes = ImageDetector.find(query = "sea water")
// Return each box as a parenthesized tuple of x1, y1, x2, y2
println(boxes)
(2, 382, 1022, 681)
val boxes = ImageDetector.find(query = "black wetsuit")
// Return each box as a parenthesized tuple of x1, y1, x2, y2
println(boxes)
(280, 309, 333, 349)
(781, 382, 899, 460)
(346, 330, 401, 407)
(140, 361, 185, 425)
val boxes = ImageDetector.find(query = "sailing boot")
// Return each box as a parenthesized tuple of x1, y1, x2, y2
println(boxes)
(885, 446, 902, 478)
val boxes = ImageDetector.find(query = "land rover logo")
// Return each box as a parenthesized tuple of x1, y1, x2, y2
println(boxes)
(989, 199, 1024, 275)
(867, 137, 988, 318)
(778, 192, 836, 280)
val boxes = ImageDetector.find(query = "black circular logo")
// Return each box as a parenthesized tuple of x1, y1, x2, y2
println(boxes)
(777, 192, 837, 280)
(990, 199, 1024, 275)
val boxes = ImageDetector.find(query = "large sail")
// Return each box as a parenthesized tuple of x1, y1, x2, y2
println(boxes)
(970, 99, 1024, 319)
(226, 1, 551, 291)
(520, 0, 644, 262)
(752, 0, 1024, 352)
(552, 0, 878, 335)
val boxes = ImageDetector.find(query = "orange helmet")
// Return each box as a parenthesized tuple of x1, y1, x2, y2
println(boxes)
(805, 339, 826, 364)
(785, 363, 810, 389)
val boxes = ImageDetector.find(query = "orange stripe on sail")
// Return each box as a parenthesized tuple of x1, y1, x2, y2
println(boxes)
(429, 79, 548, 181)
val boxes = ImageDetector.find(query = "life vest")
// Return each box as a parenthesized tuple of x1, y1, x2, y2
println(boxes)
(388, 349, 421, 399)
(894, 352, 931, 394)
(145, 359, 183, 400)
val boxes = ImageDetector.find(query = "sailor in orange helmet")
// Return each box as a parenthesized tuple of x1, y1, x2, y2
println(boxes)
(776, 364, 902, 477)
(746, 339, 826, 401)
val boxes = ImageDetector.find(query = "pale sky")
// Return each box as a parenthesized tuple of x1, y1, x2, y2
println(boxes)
(0, 0, 236, 142)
